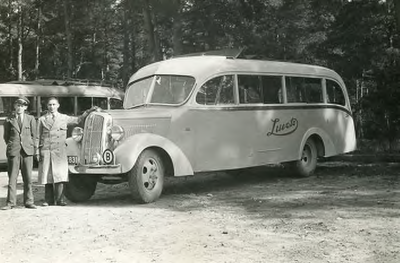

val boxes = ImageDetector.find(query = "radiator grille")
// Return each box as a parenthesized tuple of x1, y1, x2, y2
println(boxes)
(81, 114, 104, 165)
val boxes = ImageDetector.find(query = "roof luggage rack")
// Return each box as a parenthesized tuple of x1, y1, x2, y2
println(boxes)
(7, 78, 115, 88)
(174, 48, 245, 59)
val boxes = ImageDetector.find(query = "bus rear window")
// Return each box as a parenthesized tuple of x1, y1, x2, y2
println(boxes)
(326, 79, 345, 106)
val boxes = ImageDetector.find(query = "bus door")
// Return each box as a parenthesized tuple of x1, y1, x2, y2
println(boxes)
(191, 74, 258, 171)
(236, 74, 288, 164)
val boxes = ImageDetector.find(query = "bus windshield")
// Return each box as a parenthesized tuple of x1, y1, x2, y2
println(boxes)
(124, 75, 195, 108)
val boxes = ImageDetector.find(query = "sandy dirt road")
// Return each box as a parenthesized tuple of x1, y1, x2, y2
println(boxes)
(0, 162, 399, 263)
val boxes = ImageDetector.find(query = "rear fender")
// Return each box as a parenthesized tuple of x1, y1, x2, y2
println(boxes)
(114, 133, 194, 176)
(298, 128, 335, 159)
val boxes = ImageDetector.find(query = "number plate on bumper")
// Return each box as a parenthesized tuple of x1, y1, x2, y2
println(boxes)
(68, 156, 78, 165)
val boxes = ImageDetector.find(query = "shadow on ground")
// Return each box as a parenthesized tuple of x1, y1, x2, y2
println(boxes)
(3, 162, 398, 221)
(60, 162, 400, 221)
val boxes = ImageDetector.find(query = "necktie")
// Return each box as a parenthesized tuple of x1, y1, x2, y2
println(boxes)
(17, 115, 22, 128)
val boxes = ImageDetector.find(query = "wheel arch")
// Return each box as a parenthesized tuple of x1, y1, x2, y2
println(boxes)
(114, 133, 194, 176)
(298, 128, 335, 160)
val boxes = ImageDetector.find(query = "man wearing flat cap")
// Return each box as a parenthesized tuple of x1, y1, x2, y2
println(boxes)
(2, 96, 37, 210)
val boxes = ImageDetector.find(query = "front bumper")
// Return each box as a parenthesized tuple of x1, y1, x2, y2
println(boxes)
(69, 164, 122, 174)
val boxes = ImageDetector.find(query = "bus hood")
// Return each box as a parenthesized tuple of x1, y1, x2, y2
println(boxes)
(104, 107, 174, 120)
(99, 107, 175, 138)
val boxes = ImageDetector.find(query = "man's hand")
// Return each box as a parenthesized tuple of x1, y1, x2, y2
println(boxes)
(90, 106, 100, 112)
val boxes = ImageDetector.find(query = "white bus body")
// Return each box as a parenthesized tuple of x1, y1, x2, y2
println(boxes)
(66, 56, 357, 203)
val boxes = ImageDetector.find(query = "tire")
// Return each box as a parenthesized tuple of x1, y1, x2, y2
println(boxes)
(287, 139, 318, 177)
(128, 149, 164, 204)
(65, 174, 97, 202)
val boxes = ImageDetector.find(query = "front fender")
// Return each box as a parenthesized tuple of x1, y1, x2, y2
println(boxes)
(114, 133, 194, 176)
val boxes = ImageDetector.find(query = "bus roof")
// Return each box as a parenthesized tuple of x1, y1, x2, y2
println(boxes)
(129, 56, 344, 85)
(0, 80, 124, 99)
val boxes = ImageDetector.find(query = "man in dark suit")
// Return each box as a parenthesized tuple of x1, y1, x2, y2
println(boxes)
(2, 96, 37, 210)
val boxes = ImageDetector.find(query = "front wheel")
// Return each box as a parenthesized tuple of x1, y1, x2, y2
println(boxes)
(128, 149, 164, 204)
(286, 139, 318, 177)
(65, 174, 97, 202)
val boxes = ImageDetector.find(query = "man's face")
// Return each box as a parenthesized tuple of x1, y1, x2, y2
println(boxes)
(47, 99, 60, 113)
(14, 103, 27, 114)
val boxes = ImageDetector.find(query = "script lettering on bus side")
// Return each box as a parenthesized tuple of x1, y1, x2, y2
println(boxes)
(267, 117, 298, 136)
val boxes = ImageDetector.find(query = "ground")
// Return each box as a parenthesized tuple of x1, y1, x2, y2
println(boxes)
(0, 161, 399, 263)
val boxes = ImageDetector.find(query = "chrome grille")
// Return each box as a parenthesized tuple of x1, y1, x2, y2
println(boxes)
(81, 114, 104, 165)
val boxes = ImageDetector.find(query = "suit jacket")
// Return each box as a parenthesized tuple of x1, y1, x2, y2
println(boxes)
(3, 113, 37, 157)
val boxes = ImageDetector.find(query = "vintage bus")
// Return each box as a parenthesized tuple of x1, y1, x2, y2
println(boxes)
(0, 79, 124, 164)
(65, 55, 357, 204)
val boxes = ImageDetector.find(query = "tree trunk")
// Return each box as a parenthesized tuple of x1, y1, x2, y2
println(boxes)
(171, 0, 183, 56)
(7, 0, 14, 78)
(35, 1, 42, 80)
(17, 2, 23, 81)
(150, 10, 162, 61)
(122, 0, 131, 86)
(64, 0, 73, 79)
(393, 0, 400, 33)
(142, 0, 161, 62)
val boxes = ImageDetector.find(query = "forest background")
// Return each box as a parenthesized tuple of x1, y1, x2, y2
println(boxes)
(0, 0, 399, 151)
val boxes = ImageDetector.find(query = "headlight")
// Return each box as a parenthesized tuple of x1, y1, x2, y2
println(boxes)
(72, 127, 84, 141)
(109, 125, 124, 141)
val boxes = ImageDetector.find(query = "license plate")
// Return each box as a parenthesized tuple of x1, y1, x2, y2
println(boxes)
(68, 156, 78, 165)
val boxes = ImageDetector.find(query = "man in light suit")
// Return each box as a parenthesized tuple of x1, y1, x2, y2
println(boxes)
(37, 97, 97, 206)
(2, 96, 37, 210)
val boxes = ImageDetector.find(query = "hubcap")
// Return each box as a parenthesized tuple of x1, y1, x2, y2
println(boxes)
(141, 158, 159, 190)
(301, 145, 311, 167)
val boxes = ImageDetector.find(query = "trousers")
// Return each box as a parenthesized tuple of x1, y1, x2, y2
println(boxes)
(6, 151, 34, 206)
(44, 183, 65, 204)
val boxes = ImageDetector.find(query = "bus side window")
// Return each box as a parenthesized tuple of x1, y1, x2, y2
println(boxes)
(238, 75, 262, 104)
(0, 97, 17, 117)
(93, 97, 108, 109)
(77, 97, 92, 114)
(196, 75, 234, 105)
(304, 78, 323, 103)
(286, 77, 323, 103)
(0, 98, 6, 117)
(26, 96, 38, 116)
(261, 76, 283, 104)
(326, 79, 346, 106)
(41, 97, 74, 115)
(110, 98, 123, 109)
(286, 77, 304, 103)
(0, 97, 5, 117)
(58, 97, 75, 115)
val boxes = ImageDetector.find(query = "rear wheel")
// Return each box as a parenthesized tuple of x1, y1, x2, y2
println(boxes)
(286, 139, 318, 177)
(128, 149, 164, 203)
(65, 174, 97, 202)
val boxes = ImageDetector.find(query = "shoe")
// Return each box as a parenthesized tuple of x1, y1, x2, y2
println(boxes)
(56, 202, 67, 206)
(1, 205, 14, 210)
(42, 202, 49, 207)
(25, 204, 37, 209)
